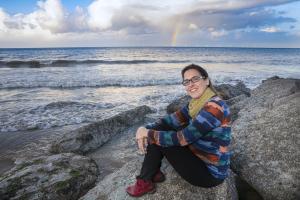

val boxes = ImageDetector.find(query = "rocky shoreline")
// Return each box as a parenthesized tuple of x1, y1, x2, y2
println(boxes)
(1, 76, 299, 200)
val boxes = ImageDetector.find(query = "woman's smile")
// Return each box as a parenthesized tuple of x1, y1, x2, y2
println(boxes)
(188, 87, 199, 93)
(189, 87, 198, 92)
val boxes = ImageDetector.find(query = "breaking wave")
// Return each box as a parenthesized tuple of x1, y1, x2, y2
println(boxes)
(0, 59, 190, 68)
(0, 79, 181, 89)
(0, 101, 116, 132)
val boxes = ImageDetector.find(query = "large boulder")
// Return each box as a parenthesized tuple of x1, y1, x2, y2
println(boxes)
(80, 158, 238, 200)
(231, 77, 300, 200)
(226, 94, 248, 122)
(0, 153, 98, 200)
(50, 106, 153, 154)
(215, 82, 251, 100)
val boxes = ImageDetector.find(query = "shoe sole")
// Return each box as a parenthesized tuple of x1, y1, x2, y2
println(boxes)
(126, 188, 156, 197)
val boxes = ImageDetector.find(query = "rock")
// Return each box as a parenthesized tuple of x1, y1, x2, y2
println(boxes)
(166, 95, 191, 114)
(50, 105, 154, 154)
(167, 82, 250, 114)
(262, 75, 280, 82)
(225, 94, 248, 122)
(234, 176, 263, 200)
(87, 123, 142, 180)
(82, 113, 238, 200)
(215, 82, 251, 100)
(0, 153, 98, 200)
(80, 158, 238, 200)
(231, 77, 300, 200)
(225, 94, 247, 107)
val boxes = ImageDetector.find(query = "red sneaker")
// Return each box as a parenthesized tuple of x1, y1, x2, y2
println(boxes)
(152, 170, 166, 183)
(126, 178, 156, 197)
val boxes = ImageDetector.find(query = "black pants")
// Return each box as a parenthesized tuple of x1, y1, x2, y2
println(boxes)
(138, 144, 224, 188)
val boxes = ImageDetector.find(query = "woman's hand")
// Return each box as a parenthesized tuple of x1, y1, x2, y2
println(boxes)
(135, 126, 148, 154)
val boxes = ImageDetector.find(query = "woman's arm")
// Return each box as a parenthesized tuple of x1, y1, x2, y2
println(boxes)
(147, 100, 228, 147)
(145, 105, 190, 131)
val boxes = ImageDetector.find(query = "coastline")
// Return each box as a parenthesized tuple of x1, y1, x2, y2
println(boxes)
(0, 76, 299, 200)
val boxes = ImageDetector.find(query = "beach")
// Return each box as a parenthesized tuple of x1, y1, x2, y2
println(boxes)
(1, 76, 298, 200)
(1, 0, 300, 198)
(0, 47, 300, 176)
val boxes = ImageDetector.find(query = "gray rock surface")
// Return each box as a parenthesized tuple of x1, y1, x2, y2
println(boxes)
(166, 95, 191, 114)
(0, 153, 98, 200)
(0, 124, 86, 176)
(87, 123, 142, 181)
(81, 158, 238, 200)
(231, 77, 300, 200)
(2, 77, 298, 200)
(215, 82, 251, 100)
(80, 114, 238, 200)
(50, 105, 153, 154)
(226, 94, 248, 122)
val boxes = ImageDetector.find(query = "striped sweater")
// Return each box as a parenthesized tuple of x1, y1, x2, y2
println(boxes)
(146, 96, 231, 179)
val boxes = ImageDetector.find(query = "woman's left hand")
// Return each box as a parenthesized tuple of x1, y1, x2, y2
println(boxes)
(135, 127, 148, 154)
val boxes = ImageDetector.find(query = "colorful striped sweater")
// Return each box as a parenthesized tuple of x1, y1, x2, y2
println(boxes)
(146, 96, 231, 179)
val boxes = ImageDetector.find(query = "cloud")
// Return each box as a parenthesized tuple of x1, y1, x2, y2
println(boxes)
(34, 0, 66, 32)
(110, 12, 158, 35)
(1, 0, 298, 34)
(260, 26, 281, 32)
(161, 0, 298, 37)
(87, 0, 125, 30)
(0, 0, 65, 34)
(188, 8, 295, 30)
(0, 8, 9, 31)
(188, 23, 198, 30)
(210, 30, 228, 38)
(0, 0, 299, 47)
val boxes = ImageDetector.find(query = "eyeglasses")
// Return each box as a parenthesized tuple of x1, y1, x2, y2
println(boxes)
(182, 76, 205, 86)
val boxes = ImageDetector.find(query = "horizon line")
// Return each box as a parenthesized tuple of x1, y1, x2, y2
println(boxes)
(0, 46, 300, 49)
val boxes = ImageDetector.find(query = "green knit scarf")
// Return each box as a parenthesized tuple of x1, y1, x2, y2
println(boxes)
(188, 87, 216, 119)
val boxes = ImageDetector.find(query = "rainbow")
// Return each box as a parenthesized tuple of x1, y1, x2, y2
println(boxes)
(171, 18, 183, 46)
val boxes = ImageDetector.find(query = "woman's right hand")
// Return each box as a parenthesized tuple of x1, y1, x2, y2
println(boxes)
(135, 127, 148, 154)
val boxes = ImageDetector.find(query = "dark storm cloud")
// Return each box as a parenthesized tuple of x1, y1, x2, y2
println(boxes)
(182, 8, 296, 31)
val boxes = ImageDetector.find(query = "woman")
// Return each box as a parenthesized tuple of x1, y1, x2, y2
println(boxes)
(126, 64, 231, 197)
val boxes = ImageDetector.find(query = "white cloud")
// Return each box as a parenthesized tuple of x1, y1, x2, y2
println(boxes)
(87, 0, 125, 30)
(35, 0, 66, 32)
(260, 26, 281, 32)
(0, 8, 9, 31)
(0, 0, 299, 47)
(1, 0, 298, 34)
(210, 30, 228, 38)
(0, 0, 67, 34)
(188, 23, 198, 30)
(0, 0, 70, 47)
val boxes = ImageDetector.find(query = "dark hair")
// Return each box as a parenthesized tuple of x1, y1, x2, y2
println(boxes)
(181, 64, 219, 95)
(181, 64, 208, 79)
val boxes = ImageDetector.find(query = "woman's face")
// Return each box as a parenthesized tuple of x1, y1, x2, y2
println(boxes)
(183, 69, 209, 99)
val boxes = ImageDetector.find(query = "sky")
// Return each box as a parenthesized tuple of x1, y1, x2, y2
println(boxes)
(0, 0, 299, 48)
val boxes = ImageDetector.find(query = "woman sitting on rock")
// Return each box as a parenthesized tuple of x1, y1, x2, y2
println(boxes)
(126, 64, 231, 197)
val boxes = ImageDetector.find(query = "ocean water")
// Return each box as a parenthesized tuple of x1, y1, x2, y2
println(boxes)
(0, 47, 299, 133)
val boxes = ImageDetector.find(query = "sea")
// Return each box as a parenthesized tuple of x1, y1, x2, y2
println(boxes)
(0, 47, 299, 133)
